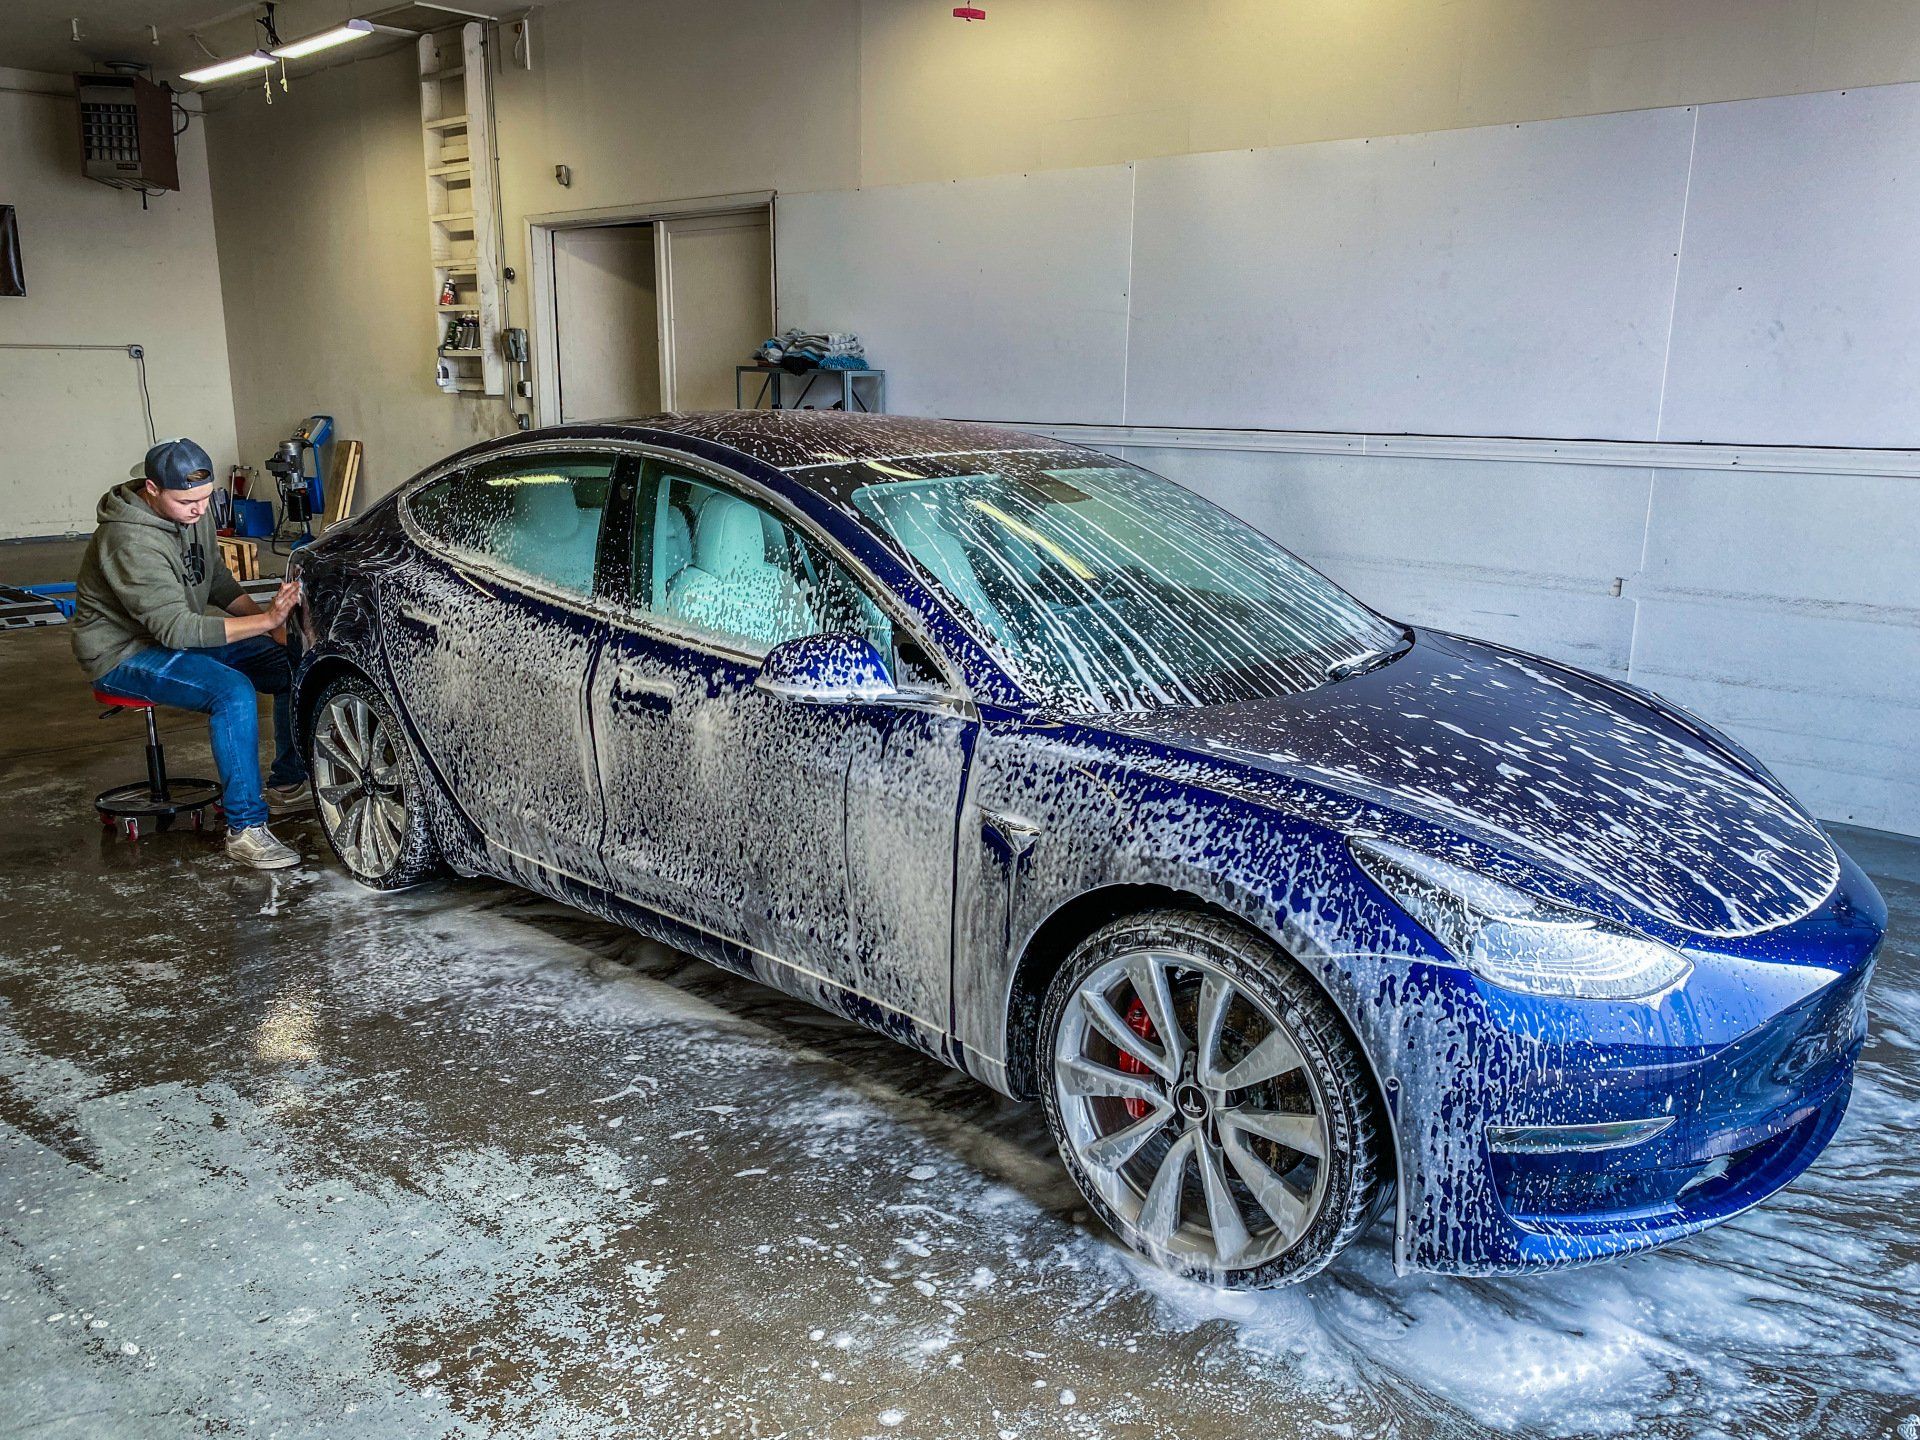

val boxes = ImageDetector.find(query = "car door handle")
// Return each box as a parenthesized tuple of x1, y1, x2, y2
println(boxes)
(395, 604, 441, 636)
(612, 663, 674, 711)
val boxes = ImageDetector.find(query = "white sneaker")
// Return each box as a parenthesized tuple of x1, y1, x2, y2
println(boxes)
(226, 825, 301, 870)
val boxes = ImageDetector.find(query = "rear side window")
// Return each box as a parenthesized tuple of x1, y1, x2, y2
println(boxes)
(408, 453, 616, 598)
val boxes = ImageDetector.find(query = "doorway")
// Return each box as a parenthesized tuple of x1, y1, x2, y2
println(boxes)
(532, 198, 773, 424)
(553, 223, 658, 422)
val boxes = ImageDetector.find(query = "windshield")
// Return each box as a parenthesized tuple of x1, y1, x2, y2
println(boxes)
(840, 451, 1403, 713)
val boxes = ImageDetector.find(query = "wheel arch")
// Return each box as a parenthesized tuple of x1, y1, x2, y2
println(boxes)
(292, 651, 373, 760)
(1000, 879, 1405, 1243)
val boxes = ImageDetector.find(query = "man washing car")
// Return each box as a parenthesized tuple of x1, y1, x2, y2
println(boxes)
(71, 438, 309, 869)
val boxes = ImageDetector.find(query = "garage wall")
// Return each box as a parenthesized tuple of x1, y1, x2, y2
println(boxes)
(777, 85, 1920, 835)
(206, 1, 861, 498)
(0, 68, 238, 540)
(203, 0, 1920, 496)
(784, 83, 1920, 448)
(857, 0, 1920, 188)
(1104, 445, 1920, 839)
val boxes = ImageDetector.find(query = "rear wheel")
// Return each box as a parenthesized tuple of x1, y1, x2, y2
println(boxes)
(1039, 909, 1382, 1288)
(306, 672, 441, 890)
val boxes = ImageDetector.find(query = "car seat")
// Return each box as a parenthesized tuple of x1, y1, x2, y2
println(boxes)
(665, 493, 813, 648)
(656, 506, 693, 603)
(900, 514, 1000, 627)
(507, 479, 601, 594)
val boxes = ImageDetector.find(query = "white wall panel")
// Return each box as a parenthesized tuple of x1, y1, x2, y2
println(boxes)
(1119, 446, 1647, 675)
(774, 167, 1133, 424)
(1628, 600, 1919, 835)
(1661, 85, 1920, 447)
(1112, 443, 1920, 835)
(1123, 108, 1695, 438)
(1631, 467, 1920, 834)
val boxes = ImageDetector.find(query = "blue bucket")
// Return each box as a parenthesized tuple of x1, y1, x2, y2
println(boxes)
(232, 498, 275, 538)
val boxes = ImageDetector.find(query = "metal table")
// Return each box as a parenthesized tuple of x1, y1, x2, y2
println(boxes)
(736, 365, 886, 413)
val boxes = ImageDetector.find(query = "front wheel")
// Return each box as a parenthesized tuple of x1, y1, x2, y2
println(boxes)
(306, 672, 442, 890)
(1039, 909, 1383, 1288)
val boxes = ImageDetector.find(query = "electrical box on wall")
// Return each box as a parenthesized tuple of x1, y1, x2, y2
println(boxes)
(74, 74, 180, 192)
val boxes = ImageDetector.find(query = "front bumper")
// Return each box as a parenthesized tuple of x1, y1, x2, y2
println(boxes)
(1361, 848, 1885, 1275)
(1484, 964, 1866, 1255)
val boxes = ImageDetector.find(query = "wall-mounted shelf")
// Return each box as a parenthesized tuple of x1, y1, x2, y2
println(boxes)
(419, 24, 503, 398)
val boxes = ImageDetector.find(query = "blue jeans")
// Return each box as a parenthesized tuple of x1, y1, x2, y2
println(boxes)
(96, 637, 305, 832)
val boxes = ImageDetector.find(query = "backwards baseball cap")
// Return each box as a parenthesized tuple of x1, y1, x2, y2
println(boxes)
(138, 438, 215, 490)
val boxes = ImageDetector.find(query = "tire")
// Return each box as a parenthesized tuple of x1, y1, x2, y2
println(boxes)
(1038, 908, 1382, 1288)
(305, 671, 443, 890)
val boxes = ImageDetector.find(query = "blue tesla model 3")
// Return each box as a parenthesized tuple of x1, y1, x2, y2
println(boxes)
(290, 411, 1884, 1286)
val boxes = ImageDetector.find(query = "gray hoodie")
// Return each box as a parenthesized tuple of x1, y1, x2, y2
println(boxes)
(71, 482, 246, 681)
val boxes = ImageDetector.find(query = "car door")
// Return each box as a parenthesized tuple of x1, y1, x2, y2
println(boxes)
(383, 448, 630, 884)
(588, 456, 976, 1033)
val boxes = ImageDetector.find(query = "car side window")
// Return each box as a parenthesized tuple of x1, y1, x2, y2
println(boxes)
(408, 453, 617, 598)
(631, 465, 892, 660)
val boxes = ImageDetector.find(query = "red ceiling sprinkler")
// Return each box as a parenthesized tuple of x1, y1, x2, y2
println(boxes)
(953, 5, 986, 19)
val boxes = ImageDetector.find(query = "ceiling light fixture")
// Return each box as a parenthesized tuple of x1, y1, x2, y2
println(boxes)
(270, 18, 378, 60)
(179, 50, 275, 84)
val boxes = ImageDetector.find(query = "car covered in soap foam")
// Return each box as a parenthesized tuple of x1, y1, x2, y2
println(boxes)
(289, 411, 1884, 1284)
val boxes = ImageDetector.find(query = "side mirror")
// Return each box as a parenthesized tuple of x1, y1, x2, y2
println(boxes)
(754, 633, 897, 704)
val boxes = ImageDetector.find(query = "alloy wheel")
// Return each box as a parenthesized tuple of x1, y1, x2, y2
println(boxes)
(1051, 948, 1332, 1271)
(312, 693, 408, 879)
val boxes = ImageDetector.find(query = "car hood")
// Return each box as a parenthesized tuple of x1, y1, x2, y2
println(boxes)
(1099, 630, 1838, 939)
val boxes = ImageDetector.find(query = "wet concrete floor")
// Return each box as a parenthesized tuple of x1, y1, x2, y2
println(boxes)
(1, 610, 1916, 1439)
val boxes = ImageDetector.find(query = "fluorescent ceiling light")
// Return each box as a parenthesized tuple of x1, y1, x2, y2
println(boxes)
(180, 50, 275, 84)
(270, 18, 378, 60)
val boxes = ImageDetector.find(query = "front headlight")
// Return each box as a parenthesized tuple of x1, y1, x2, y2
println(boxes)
(1350, 837, 1691, 1001)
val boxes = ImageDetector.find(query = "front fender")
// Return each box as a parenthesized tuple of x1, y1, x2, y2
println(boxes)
(956, 718, 1445, 1268)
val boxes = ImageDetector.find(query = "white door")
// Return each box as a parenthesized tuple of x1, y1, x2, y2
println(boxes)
(553, 224, 660, 421)
(655, 210, 773, 411)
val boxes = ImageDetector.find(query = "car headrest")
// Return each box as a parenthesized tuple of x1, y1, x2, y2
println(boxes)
(693, 494, 767, 575)
(515, 479, 583, 541)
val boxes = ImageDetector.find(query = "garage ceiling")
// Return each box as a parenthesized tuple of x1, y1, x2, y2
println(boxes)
(0, 0, 498, 85)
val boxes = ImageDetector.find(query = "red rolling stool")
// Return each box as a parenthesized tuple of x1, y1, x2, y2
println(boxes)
(91, 690, 222, 840)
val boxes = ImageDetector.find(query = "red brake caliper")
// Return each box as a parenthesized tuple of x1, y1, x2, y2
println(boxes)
(1119, 997, 1155, 1120)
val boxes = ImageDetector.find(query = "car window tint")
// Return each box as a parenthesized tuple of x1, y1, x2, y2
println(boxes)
(409, 455, 615, 598)
(635, 467, 891, 659)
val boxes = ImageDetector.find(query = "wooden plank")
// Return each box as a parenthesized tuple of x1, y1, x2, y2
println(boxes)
(462, 20, 506, 396)
(323, 441, 361, 531)
(418, 32, 449, 390)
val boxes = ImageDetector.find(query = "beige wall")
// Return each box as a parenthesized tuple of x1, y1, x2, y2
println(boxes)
(858, 0, 1920, 185)
(208, 0, 859, 502)
(203, 0, 1920, 501)
(206, 43, 490, 503)
(0, 67, 237, 539)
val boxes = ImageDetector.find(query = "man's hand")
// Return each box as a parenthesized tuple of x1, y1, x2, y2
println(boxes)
(220, 578, 302, 645)
(265, 578, 303, 626)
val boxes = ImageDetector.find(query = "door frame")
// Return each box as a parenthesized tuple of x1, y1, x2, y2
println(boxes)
(526, 191, 776, 429)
